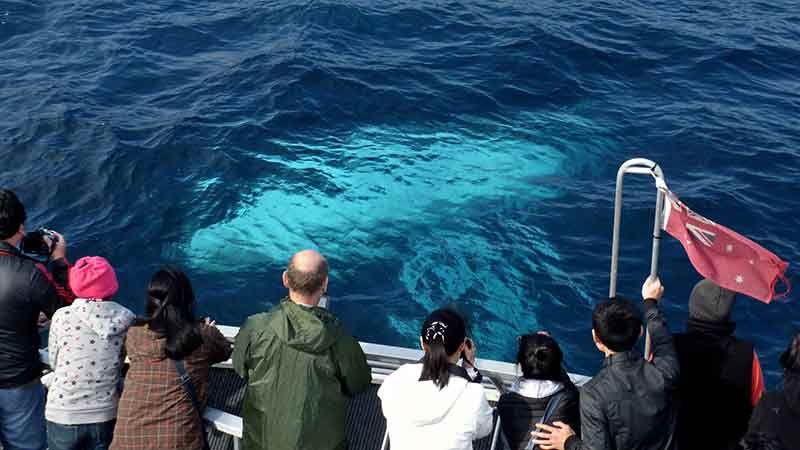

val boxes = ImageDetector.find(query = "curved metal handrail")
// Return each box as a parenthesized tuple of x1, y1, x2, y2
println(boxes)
(609, 158, 667, 357)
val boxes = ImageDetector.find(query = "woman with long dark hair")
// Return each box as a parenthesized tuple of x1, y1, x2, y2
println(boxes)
(378, 308, 493, 450)
(110, 266, 232, 450)
(745, 330, 800, 449)
(497, 332, 580, 450)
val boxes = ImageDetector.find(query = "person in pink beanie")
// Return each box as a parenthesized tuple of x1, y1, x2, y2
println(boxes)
(45, 256, 134, 450)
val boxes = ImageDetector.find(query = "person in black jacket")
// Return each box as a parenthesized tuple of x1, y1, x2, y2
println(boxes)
(745, 330, 800, 450)
(674, 279, 765, 450)
(738, 433, 787, 450)
(497, 332, 579, 450)
(532, 276, 679, 450)
(0, 189, 72, 450)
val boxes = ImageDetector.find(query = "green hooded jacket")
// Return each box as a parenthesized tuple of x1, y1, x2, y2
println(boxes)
(233, 298, 372, 450)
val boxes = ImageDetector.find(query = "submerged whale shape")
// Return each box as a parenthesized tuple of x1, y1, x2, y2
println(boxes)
(176, 111, 612, 352)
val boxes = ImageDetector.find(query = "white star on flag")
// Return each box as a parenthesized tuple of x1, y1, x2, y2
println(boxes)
(735, 275, 744, 284)
(725, 244, 734, 253)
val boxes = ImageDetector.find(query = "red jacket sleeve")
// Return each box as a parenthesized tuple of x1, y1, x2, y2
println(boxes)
(751, 351, 765, 407)
(35, 258, 75, 305)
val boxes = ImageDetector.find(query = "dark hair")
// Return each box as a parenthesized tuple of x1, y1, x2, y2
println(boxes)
(518, 333, 564, 381)
(286, 255, 329, 295)
(0, 189, 26, 240)
(780, 330, 800, 373)
(592, 297, 643, 353)
(138, 266, 203, 360)
(738, 432, 786, 450)
(420, 309, 466, 389)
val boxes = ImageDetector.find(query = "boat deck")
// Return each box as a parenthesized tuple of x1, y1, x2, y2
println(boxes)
(204, 368, 499, 450)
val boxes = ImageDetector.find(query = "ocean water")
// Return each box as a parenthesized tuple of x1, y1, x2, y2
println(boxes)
(1, 0, 799, 384)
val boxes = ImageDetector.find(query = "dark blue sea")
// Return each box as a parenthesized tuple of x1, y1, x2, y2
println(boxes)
(1, 0, 799, 384)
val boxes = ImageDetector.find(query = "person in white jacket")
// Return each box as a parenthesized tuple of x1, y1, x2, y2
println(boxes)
(378, 308, 493, 450)
(45, 256, 135, 450)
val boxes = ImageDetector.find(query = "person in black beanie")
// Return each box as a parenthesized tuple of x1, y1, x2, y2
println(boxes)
(674, 278, 765, 450)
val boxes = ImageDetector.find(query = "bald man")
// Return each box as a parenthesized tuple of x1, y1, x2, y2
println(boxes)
(233, 250, 371, 450)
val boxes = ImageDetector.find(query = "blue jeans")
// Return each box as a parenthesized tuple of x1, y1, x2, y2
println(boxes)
(0, 381, 46, 450)
(46, 420, 115, 450)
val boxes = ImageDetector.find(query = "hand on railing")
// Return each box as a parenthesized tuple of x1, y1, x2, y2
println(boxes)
(642, 276, 664, 302)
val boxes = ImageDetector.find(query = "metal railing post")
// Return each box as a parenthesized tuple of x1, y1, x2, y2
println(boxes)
(490, 414, 502, 450)
(608, 159, 666, 358)
(609, 165, 626, 298)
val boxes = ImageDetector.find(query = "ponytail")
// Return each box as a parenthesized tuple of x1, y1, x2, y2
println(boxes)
(420, 342, 452, 389)
(419, 309, 466, 389)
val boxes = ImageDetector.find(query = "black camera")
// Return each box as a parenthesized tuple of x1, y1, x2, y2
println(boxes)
(21, 229, 58, 256)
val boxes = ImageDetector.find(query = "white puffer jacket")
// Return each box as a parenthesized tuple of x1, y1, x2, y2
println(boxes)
(378, 363, 494, 450)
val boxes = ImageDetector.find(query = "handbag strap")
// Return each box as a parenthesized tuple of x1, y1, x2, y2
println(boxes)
(524, 391, 565, 450)
(174, 359, 211, 450)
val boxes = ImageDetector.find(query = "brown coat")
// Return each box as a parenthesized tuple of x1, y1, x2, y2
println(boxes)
(110, 324, 232, 450)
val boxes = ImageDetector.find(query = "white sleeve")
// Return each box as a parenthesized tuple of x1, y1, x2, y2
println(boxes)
(377, 371, 398, 420)
(472, 388, 494, 439)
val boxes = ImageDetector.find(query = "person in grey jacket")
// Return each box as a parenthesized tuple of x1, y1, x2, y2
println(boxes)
(45, 256, 135, 450)
(533, 277, 679, 450)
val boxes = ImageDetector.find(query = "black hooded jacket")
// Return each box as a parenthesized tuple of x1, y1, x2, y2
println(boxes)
(565, 299, 679, 450)
(0, 242, 70, 387)
(674, 319, 755, 450)
(747, 371, 800, 450)
(497, 376, 580, 450)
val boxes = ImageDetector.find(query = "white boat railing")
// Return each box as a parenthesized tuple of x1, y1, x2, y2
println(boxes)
(40, 325, 590, 450)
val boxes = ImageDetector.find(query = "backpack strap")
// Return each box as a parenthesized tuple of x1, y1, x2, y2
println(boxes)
(524, 391, 565, 450)
(174, 359, 211, 450)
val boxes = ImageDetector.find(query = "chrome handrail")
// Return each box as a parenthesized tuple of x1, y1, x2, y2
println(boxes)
(609, 158, 667, 358)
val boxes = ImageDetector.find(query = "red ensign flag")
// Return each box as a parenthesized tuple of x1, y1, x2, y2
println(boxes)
(663, 191, 790, 303)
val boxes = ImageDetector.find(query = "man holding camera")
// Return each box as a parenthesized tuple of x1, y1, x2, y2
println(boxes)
(0, 189, 73, 450)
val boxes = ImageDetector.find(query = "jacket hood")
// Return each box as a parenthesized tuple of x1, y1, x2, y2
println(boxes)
(70, 298, 135, 339)
(269, 298, 342, 354)
(511, 377, 564, 399)
(379, 363, 471, 426)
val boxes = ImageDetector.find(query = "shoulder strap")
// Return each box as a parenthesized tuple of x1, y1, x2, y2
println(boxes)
(524, 391, 565, 450)
(174, 359, 211, 450)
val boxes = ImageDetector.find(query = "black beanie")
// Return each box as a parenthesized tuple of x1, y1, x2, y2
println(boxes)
(689, 279, 736, 323)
